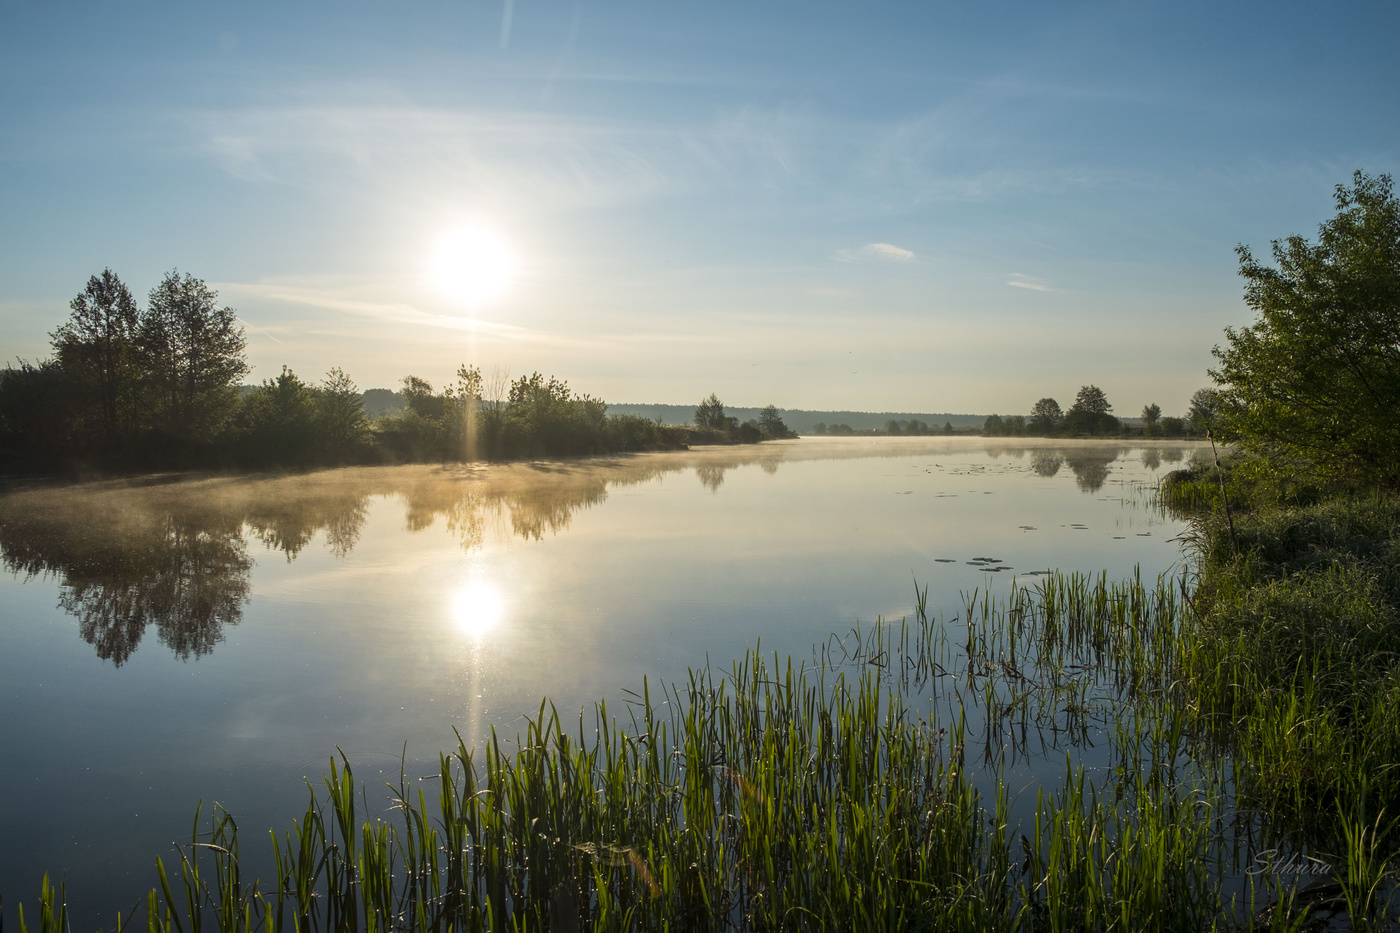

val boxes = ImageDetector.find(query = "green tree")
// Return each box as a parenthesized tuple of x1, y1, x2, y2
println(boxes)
(137, 272, 248, 442)
(759, 405, 794, 439)
(1212, 171, 1400, 485)
(316, 367, 372, 462)
(402, 375, 445, 419)
(0, 360, 75, 456)
(694, 394, 726, 430)
(1029, 397, 1063, 434)
(1186, 388, 1219, 435)
(50, 269, 140, 441)
(1064, 385, 1116, 435)
(1141, 403, 1162, 436)
(237, 366, 318, 465)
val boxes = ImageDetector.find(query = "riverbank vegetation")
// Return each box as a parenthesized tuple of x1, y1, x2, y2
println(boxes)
(1164, 461, 1400, 835)
(1151, 169, 1400, 920)
(0, 273, 690, 472)
(980, 386, 1220, 440)
(689, 394, 797, 444)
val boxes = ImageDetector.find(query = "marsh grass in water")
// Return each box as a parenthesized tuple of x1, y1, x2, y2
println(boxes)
(18, 561, 1396, 931)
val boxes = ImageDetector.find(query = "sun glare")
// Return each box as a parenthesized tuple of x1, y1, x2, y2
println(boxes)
(429, 227, 519, 307)
(451, 579, 506, 640)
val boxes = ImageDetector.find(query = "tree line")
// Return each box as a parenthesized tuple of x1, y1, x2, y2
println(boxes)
(0, 269, 688, 472)
(981, 385, 1219, 438)
(812, 418, 957, 436)
(691, 394, 798, 443)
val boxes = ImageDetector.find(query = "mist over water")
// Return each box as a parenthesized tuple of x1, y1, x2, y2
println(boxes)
(0, 438, 1203, 924)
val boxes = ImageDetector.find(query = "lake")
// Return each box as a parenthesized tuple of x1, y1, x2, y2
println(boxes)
(0, 438, 1203, 924)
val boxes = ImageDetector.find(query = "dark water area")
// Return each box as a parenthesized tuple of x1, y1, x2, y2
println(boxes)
(0, 438, 1204, 926)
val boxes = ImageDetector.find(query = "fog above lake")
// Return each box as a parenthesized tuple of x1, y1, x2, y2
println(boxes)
(0, 438, 1204, 666)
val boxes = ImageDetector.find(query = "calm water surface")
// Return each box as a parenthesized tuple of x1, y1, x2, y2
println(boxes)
(0, 438, 1204, 923)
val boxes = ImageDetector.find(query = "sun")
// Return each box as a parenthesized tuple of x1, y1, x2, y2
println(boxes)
(451, 579, 506, 641)
(429, 227, 519, 307)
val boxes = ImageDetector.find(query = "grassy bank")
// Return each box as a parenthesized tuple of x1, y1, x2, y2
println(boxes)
(1162, 460, 1400, 862)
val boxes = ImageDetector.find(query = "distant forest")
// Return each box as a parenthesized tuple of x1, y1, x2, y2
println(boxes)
(977, 385, 1216, 439)
(601, 404, 987, 434)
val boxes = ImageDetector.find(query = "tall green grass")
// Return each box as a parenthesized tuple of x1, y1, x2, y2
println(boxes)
(1163, 462, 1400, 928)
(15, 567, 1393, 930)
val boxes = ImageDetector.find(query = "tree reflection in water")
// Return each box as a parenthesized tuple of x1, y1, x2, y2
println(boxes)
(2, 496, 251, 665)
(0, 452, 783, 665)
(1006, 444, 1187, 494)
(0, 441, 1189, 665)
(1031, 451, 1064, 477)
(1066, 450, 1116, 492)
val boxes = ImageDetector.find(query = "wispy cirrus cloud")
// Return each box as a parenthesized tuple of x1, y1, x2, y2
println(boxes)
(1007, 272, 1052, 291)
(836, 242, 915, 263)
(184, 98, 808, 213)
(217, 280, 530, 338)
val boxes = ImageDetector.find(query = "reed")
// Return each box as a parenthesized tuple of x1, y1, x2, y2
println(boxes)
(15, 561, 1395, 930)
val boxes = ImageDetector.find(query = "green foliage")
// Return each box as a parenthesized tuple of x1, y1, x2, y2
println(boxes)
(1164, 462, 1400, 844)
(498, 371, 606, 457)
(1186, 388, 1219, 435)
(374, 370, 688, 462)
(757, 404, 796, 439)
(0, 360, 79, 462)
(50, 268, 141, 442)
(983, 414, 1026, 436)
(686, 396, 796, 444)
(315, 368, 373, 463)
(137, 271, 249, 443)
(0, 271, 785, 471)
(374, 376, 458, 462)
(1212, 171, 1400, 488)
(1141, 403, 1161, 436)
(693, 393, 726, 430)
(236, 367, 319, 466)
(1029, 397, 1063, 434)
(1062, 385, 1119, 435)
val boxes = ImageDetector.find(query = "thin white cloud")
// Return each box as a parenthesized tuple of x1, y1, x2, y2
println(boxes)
(184, 100, 805, 212)
(835, 242, 915, 263)
(862, 242, 915, 261)
(218, 281, 529, 338)
(1007, 273, 1052, 292)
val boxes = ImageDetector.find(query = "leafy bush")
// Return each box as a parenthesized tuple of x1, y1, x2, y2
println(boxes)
(1212, 171, 1400, 488)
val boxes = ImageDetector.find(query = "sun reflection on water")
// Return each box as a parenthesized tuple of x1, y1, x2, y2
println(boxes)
(451, 578, 505, 640)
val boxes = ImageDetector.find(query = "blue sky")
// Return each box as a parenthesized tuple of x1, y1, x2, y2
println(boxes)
(2, 0, 1397, 415)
